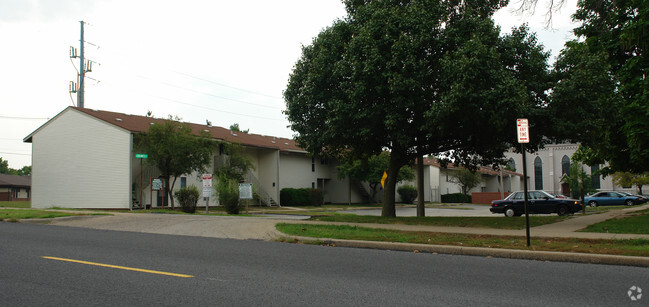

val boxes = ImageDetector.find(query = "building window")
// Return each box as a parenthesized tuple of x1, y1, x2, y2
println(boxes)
(561, 155, 570, 176)
(312, 158, 315, 172)
(534, 157, 543, 190)
(312, 182, 315, 189)
(320, 157, 328, 165)
(591, 165, 601, 189)
(506, 158, 516, 171)
(180, 177, 186, 188)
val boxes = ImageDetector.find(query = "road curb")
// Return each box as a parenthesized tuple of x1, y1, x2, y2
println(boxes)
(289, 236, 649, 267)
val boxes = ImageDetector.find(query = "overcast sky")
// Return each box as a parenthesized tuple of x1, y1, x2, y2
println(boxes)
(0, 0, 578, 169)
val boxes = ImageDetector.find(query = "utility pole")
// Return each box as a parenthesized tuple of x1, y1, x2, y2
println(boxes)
(77, 20, 85, 108)
(69, 21, 93, 108)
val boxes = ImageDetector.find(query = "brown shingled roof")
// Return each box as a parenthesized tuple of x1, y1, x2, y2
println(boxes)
(29, 107, 305, 153)
(421, 157, 523, 177)
(0, 174, 31, 188)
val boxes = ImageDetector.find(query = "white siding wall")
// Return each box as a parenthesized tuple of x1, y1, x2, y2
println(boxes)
(279, 152, 324, 190)
(31, 109, 131, 208)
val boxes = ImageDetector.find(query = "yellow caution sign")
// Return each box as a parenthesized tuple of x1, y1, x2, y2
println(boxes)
(381, 171, 388, 188)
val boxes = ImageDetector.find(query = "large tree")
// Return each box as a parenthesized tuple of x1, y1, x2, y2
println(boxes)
(284, 0, 551, 217)
(136, 117, 216, 209)
(552, 0, 648, 174)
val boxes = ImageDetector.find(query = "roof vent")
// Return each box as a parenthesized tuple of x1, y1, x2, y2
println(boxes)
(203, 129, 209, 133)
(232, 134, 238, 137)
(271, 141, 276, 144)
(284, 142, 289, 145)
(116, 118, 123, 122)
(150, 122, 155, 125)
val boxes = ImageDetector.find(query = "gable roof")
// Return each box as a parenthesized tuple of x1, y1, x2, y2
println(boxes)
(25, 107, 306, 153)
(0, 174, 31, 188)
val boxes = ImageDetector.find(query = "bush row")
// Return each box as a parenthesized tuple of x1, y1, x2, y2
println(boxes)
(397, 185, 417, 204)
(280, 188, 323, 206)
(441, 193, 472, 203)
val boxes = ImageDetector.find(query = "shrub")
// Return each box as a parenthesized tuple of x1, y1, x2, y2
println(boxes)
(441, 193, 472, 203)
(280, 188, 323, 206)
(397, 185, 417, 204)
(175, 185, 200, 213)
(217, 175, 240, 214)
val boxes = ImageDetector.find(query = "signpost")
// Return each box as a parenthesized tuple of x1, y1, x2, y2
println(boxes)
(202, 174, 212, 214)
(135, 154, 147, 210)
(517, 119, 531, 247)
(239, 183, 253, 214)
(151, 178, 163, 208)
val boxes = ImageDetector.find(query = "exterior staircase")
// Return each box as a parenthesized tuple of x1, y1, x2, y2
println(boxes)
(354, 180, 372, 204)
(244, 172, 279, 207)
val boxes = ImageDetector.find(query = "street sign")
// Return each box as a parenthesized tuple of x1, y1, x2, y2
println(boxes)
(202, 174, 213, 188)
(202, 187, 212, 197)
(152, 178, 163, 191)
(517, 118, 530, 143)
(239, 183, 253, 200)
(135, 153, 148, 159)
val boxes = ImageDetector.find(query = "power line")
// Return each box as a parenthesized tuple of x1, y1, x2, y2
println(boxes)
(148, 94, 287, 121)
(0, 152, 31, 156)
(173, 71, 284, 100)
(0, 116, 49, 120)
(90, 39, 285, 102)
(137, 75, 284, 110)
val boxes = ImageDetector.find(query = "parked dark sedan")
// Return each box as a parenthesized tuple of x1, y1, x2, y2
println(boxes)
(584, 191, 647, 207)
(490, 191, 582, 217)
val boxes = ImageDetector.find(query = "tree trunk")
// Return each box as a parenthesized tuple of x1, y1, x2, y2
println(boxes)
(382, 153, 403, 217)
(169, 177, 177, 210)
(163, 175, 171, 209)
(580, 185, 585, 215)
(417, 154, 425, 217)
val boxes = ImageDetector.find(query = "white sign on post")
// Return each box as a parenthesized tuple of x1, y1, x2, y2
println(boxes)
(239, 183, 253, 200)
(202, 174, 213, 187)
(517, 118, 530, 143)
(202, 187, 212, 197)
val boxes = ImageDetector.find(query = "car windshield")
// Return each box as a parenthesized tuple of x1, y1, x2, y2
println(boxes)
(504, 191, 554, 200)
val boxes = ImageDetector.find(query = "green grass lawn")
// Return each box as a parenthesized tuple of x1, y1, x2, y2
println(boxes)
(580, 209, 649, 234)
(0, 209, 77, 222)
(309, 214, 569, 229)
(0, 201, 30, 208)
(276, 223, 649, 257)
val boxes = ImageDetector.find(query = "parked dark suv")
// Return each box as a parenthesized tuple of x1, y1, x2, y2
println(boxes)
(490, 190, 582, 217)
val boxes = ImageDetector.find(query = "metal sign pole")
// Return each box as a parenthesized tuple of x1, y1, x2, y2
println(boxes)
(517, 118, 531, 247)
(206, 197, 209, 214)
(522, 143, 531, 247)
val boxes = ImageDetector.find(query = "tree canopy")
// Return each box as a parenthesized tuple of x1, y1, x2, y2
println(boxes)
(136, 117, 216, 209)
(284, 0, 552, 216)
(552, 0, 649, 174)
(0, 158, 31, 176)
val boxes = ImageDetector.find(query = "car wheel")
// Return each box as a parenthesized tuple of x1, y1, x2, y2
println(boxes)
(504, 207, 516, 217)
(588, 201, 598, 207)
(625, 199, 634, 206)
(557, 205, 569, 216)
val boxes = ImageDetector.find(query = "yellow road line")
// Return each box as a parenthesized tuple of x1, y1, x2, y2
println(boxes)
(42, 256, 194, 278)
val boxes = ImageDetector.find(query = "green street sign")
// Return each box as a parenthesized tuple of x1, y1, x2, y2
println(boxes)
(135, 154, 148, 159)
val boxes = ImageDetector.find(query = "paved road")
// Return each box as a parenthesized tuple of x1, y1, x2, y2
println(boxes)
(2, 222, 647, 306)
